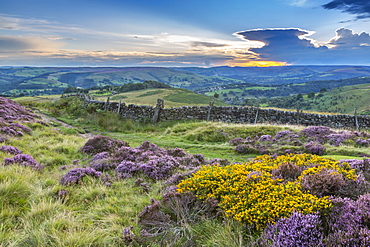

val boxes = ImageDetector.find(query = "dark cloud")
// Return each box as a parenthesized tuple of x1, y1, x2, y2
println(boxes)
(191, 41, 230, 48)
(235, 27, 370, 65)
(323, 0, 370, 19)
(235, 28, 327, 63)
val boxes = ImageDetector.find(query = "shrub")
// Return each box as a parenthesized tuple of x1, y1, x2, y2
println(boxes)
(262, 211, 323, 247)
(300, 126, 333, 140)
(235, 144, 259, 154)
(304, 141, 326, 155)
(60, 167, 102, 185)
(300, 168, 346, 197)
(79, 135, 129, 155)
(177, 154, 343, 230)
(137, 192, 220, 246)
(271, 163, 304, 181)
(229, 137, 245, 146)
(4, 154, 44, 170)
(323, 196, 370, 246)
(0, 145, 22, 155)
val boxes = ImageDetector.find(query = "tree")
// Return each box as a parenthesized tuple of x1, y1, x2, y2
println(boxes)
(307, 92, 315, 99)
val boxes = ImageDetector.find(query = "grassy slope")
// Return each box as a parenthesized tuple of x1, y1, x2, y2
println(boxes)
(16, 88, 228, 108)
(299, 83, 370, 114)
(2, 98, 370, 246)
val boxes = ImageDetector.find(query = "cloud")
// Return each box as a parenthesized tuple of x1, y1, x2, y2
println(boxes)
(234, 28, 327, 63)
(191, 41, 230, 48)
(0, 36, 62, 52)
(328, 27, 370, 48)
(322, 0, 370, 19)
(234, 27, 370, 65)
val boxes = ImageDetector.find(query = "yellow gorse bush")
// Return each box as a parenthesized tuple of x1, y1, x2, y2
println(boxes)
(177, 153, 357, 230)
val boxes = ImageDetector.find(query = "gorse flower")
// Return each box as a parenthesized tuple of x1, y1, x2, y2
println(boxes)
(177, 153, 352, 230)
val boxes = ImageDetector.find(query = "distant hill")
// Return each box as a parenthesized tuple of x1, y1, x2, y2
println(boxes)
(2, 65, 370, 97)
(176, 65, 370, 85)
(0, 67, 242, 96)
(255, 83, 370, 115)
(15, 87, 227, 108)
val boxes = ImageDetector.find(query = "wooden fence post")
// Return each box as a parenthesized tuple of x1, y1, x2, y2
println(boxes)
(152, 99, 164, 124)
(104, 97, 110, 111)
(254, 107, 259, 124)
(117, 100, 122, 114)
(207, 100, 214, 121)
(354, 108, 359, 130)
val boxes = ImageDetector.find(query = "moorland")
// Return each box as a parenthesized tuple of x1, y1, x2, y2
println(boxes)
(1, 66, 370, 246)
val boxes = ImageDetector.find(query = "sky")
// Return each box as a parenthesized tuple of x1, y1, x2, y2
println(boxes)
(1, 0, 370, 67)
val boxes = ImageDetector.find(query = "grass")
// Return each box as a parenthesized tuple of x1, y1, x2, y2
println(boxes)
(0, 122, 165, 246)
(2, 97, 370, 246)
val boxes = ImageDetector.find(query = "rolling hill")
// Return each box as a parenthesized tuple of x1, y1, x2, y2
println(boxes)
(3, 65, 370, 97)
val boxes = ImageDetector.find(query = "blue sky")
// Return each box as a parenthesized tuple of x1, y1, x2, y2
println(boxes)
(1, 0, 370, 67)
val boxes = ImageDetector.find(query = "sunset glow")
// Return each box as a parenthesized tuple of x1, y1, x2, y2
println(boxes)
(230, 61, 288, 67)
(1, 0, 370, 66)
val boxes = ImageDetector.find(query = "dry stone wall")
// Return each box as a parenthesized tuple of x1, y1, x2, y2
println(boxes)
(64, 94, 370, 129)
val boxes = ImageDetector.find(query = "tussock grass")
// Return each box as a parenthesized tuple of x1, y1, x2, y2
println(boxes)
(166, 121, 293, 142)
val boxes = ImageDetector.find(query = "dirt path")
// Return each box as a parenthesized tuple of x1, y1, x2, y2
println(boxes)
(35, 111, 97, 139)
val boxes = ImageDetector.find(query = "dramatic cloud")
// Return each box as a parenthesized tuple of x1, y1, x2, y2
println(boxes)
(234, 27, 370, 65)
(323, 0, 370, 19)
(234, 28, 327, 64)
(328, 27, 370, 48)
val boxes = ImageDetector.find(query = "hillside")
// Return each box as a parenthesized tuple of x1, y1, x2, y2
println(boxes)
(2, 96, 370, 246)
(176, 65, 370, 85)
(262, 83, 370, 115)
(92, 88, 228, 107)
(0, 67, 242, 96)
(3, 65, 370, 97)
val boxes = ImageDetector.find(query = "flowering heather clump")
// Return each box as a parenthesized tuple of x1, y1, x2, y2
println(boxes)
(325, 228, 370, 247)
(79, 135, 129, 155)
(0, 135, 7, 143)
(9, 122, 31, 133)
(326, 132, 352, 146)
(0, 97, 36, 123)
(89, 151, 117, 171)
(0, 145, 22, 155)
(229, 137, 245, 146)
(262, 211, 323, 247)
(340, 159, 369, 171)
(323, 196, 370, 246)
(275, 130, 293, 139)
(326, 197, 363, 232)
(258, 135, 273, 142)
(356, 138, 370, 147)
(166, 147, 187, 157)
(0, 126, 24, 137)
(81, 138, 207, 181)
(301, 126, 334, 140)
(60, 167, 102, 185)
(304, 141, 326, 155)
(340, 159, 370, 181)
(4, 154, 44, 170)
(234, 144, 259, 154)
